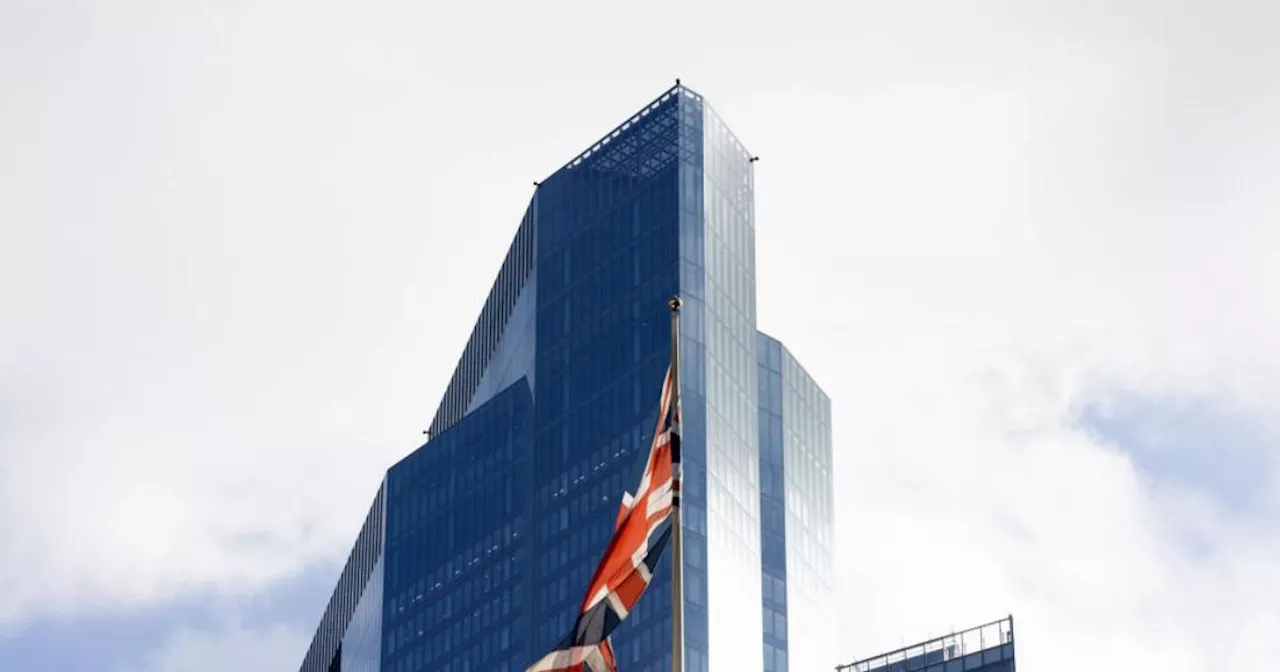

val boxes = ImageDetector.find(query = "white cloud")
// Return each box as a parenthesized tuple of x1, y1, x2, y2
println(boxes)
(1, 0, 1278, 670)
(117, 622, 310, 672)
(753, 1, 1280, 668)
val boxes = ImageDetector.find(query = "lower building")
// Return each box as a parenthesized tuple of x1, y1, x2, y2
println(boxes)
(836, 618, 1016, 672)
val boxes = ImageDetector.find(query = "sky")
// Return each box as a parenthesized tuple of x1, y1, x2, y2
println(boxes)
(1, 0, 1278, 670)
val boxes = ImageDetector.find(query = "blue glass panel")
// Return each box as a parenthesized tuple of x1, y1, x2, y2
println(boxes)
(382, 380, 534, 672)
(778, 341, 836, 672)
(756, 335, 788, 669)
(529, 85, 692, 672)
(694, 91, 767, 672)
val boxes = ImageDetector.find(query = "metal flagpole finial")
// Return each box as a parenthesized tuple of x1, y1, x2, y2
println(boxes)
(668, 296, 682, 312)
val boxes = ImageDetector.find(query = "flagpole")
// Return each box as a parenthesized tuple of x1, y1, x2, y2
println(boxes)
(668, 296, 685, 672)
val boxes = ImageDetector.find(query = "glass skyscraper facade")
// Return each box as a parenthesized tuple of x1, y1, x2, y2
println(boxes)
(298, 83, 834, 672)
(756, 335, 835, 672)
(836, 618, 1017, 672)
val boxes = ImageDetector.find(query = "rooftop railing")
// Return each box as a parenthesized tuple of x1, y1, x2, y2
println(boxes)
(835, 616, 1014, 672)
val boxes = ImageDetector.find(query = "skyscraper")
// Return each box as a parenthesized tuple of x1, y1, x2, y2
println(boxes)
(298, 83, 835, 672)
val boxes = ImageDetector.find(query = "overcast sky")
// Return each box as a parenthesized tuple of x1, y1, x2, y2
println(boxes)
(2, 0, 1278, 670)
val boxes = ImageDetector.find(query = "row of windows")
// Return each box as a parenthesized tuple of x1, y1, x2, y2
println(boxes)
(703, 327, 760, 438)
(385, 584, 520, 659)
(389, 471, 521, 544)
(532, 464, 637, 556)
(388, 489, 523, 586)
(534, 524, 612, 586)
(781, 346, 829, 410)
(544, 169, 657, 242)
(384, 613, 522, 672)
(703, 103, 755, 188)
(541, 328, 662, 419)
(531, 573, 682, 666)
(538, 177, 678, 266)
(534, 308, 678, 466)
(383, 381, 536, 672)
(703, 284, 757, 385)
(533, 419, 658, 507)
(781, 412, 830, 483)
(534, 606, 574, 649)
(526, 478, 691, 641)
(705, 166, 754, 231)
(537, 263, 675, 363)
(386, 508, 522, 601)
(395, 433, 524, 492)
(386, 650, 528, 672)
(703, 234, 755, 328)
(388, 549, 522, 623)
(521, 536, 591, 624)
(542, 161, 679, 255)
(536, 289, 678, 371)
(535, 349, 671, 454)
(542, 229, 679, 339)
(704, 400, 760, 502)
(704, 359, 759, 473)
(782, 364, 832, 452)
(539, 200, 678, 303)
(385, 382, 533, 634)
(617, 617, 673, 665)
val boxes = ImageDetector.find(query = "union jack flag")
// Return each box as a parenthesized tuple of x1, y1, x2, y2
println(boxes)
(526, 366, 682, 672)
